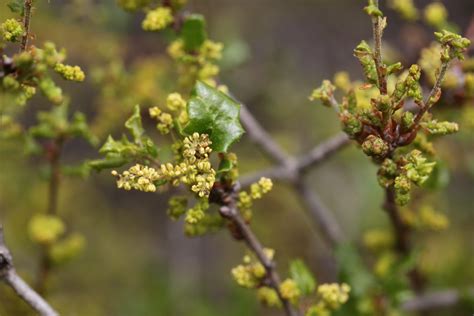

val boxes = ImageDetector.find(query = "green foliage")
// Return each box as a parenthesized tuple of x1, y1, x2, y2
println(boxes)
(184, 81, 244, 153)
(89, 105, 158, 171)
(181, 15, 207, 52)
(28, 103, 97, 145)
(7, 0, 25, 15)
(289, 259, 317, 296)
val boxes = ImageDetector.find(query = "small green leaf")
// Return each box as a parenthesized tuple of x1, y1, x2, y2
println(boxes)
(181, 14, 207, 52)
(69, 112, 99, 146)
(422, 160, 449, 190)
(184, 81, 244, 153)
(289, 259, 316, 296)
(124, 105, 144, 142)
(336, 243, 375, 297)
(88, 155, 129, 172)
(217, 158, 233, 175)
(7, 0, 24, 14)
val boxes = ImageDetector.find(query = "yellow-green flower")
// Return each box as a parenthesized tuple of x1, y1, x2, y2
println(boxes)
(142, 7, 174, 31)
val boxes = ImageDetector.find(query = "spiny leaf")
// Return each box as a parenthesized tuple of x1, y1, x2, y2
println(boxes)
(184, 81, 244, 152)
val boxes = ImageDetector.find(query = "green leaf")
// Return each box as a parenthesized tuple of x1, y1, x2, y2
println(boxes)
(217, 157, 233, 175)
(289, 259, 316, 296)
(184, 81, 244, 153)
(181, 14, 207, 52)
(69, 112, 99, 146)
(124, 105, 144, 143)
(88, 155, 129, 172)
(335, 243, 375, 297)
(62, 163, 92, 178)
(422, 160, 449, 190)
(7, 0, 24, 15)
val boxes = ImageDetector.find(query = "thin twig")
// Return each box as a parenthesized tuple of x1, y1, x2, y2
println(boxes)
(219, 202, 300, 316)
(0, 226, 59, 316)
(402, 287, 474, 312)
(240, 104, 294, 167)
(383, 187, 425, 293)
(414, 61, 450, 126)
(36, 139, 63, 295)
(239, 105, 348, 249)
(240, 133, 350, 187)
(295, 133, 350, 173)
(294, 179, 345, 247)
(20, 0, 33, 52)
(371, 0, 387, 95)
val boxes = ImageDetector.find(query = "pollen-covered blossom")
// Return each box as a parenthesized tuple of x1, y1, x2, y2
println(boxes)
(317, 283, 351, 309)
(141, 7, 173, 31)
(149, 106, 173, 134)
(280, 279, 301, 304)
(231, 249, 275, 289)
(1, 18, 24, 42)
(112, 164, 160, 192)
(54, 63, 86, 82)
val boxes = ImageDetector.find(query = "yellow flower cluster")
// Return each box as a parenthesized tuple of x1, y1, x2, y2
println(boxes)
(374, 252, 397, 277)
(159, 133, 216, 197)
(401, 206, 449, 231)
(238, 177, 273, 220)
(257, 287, 281, 308)
(231, 249, 274, 288)
(251, 177, 273, 199)
(1, 18, 24, 42)
(185, 206, 205, 224)
(167, 39, 224, 89)
(168, 196, 188, 220)
(419, 43, 458, 88)
(149, 106, 173, 134)
(280, 279, 301, 304)
(184, 210, 222, 237)
(117, 0, 152, 11)
(363, 229, 394, 251)
(306, 283, 351, 316)
(183, 132, 212, 162)
(317, 283, 351, 309)
(389, 0, 419, 21)
(142, 7, 174, 31)
(28, 214, 65, 245)
(424, 2, 448, 29)
(54, 63, 86, 82)
(166, 92, 186, 111)
(163, 92, 188, 125)
(112, 164, 160, 192)
(49, 233, 85, 265)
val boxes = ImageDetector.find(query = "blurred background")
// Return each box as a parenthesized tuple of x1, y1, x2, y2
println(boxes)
(0, 0, 473, 315)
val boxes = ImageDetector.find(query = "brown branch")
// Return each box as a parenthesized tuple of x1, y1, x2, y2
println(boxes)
(371, 0, 387, 95)
(20, 0, 33, 52)
(240, 133, 350, 187)
(36, 139, 63, 295)
(294, 179, 345, 247)
(413, 61, 450, 126)
(239, 106, 349, 249)
(0, 226, 59, 316)
(218, 198, 300, 316)
(402, 287, 474, 312)
(240, 104, 294, 167)
(383, 187, 425, 293)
